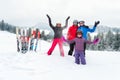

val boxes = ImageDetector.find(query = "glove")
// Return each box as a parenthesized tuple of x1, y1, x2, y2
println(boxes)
(66, 16, 70, 21)
(93, 38, 99, 44)
(94, 21, 100, 27)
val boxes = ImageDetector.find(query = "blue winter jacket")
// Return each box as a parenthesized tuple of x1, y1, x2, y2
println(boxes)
(77, 25, 96, 40)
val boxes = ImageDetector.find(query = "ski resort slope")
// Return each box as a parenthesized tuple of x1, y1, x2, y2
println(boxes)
(0, 31, 120, 80)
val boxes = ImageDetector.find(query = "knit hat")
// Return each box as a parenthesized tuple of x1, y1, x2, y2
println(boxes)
(73, 20, 78, 25)
(79, 20, 85, 24)
(76, 30, 83, 35)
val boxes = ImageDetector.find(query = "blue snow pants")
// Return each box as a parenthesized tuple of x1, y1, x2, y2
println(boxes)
(74, 50, 86, 65)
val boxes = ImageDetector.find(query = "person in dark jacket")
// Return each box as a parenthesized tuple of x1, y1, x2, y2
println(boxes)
(67, 20, 78, 56)
(64, 31, 99, 65)
(78, 20, 100, 56)
(46, 14, 70, 57)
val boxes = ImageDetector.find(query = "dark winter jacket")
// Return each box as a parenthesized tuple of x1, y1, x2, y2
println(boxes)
(47, 17, 68, 39)
(67, 37, 93, 51)
(78, 25, 96, 40)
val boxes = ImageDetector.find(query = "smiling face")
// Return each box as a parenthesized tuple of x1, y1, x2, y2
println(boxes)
(77, 33, 82, 38)
(79, 21, 85, 26)
(76, 31, 83, 38)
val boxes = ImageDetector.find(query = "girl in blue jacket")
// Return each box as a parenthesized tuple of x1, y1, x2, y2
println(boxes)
(78, 20, 100, 56)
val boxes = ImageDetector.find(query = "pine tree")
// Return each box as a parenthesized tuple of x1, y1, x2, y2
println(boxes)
(1, 20, 5, 31)
(105, 30, 114, 51)
(86, 33, 91, 50)
(113, 31, 120, 51)
(90, 35, 97, 50)
(97, 33, 106, 51)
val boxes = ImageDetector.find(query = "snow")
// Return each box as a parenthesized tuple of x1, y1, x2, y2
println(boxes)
(0, 31, 120, 80)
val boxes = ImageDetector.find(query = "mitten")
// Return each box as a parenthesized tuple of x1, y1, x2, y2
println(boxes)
(93, 38, 99, 44)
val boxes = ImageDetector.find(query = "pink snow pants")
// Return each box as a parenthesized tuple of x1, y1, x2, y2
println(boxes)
(47, 38, 64, 57)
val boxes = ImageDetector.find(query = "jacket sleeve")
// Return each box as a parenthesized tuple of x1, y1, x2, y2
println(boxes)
(62, 19, 69, 29)
(87, 26, 96, 32)
(47, 16, 54, 29)
(67, 27, 71, 40)
(84, 39, 93, 44)
(66, 39, 75, 44)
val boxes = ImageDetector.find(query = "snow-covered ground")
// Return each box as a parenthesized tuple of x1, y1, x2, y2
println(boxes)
(0, 31, 120, 80)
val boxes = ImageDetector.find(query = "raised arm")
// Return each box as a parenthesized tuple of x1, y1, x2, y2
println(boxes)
(46, 14, 54, 28)
(62, 16, 70, 29)
(88, 21, 100, 32)
(87, 26, 96, 32)
(84, 39, 93, 44)
(84, 38, 99, 45)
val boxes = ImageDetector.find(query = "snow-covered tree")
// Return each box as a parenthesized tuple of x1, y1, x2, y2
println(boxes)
(96, 33, 106, 51)
(113, 31, 120, 51)
(105, 30, 114, 51)
(0, 20, 5, 31)
(86, 33, 92, 50)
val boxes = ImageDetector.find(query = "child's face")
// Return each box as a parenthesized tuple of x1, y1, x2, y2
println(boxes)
(56, 23, 61, 27)
(77, 33, 82, 38)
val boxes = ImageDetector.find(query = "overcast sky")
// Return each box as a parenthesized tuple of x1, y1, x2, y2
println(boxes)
(0, 0, 120, 27)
